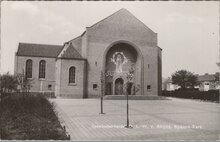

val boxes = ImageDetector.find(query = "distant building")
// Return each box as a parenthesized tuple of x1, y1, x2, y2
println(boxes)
(163, 73, 219, 91)
(197, 73, 219, 91)
(14, 9, 162, 98)
(163, 77, 180, 91)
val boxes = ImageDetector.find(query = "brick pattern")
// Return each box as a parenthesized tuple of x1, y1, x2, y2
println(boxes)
(51, 98, 219, 140)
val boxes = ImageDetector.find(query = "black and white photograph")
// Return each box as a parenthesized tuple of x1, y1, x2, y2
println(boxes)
(0, 1, 219, 141)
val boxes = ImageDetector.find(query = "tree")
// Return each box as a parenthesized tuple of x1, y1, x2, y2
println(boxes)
(214, 72, 219, 89)
(214, 72, 219, 82)
(16, 72, 33, 95)
(171, 70, 198, 90)
(0, 72, 18, 93)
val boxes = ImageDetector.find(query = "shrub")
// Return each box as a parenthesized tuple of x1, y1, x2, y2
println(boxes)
(0, 93, 68, 140)
(0, 73, 18, 93)
(162, 90, 219, 103)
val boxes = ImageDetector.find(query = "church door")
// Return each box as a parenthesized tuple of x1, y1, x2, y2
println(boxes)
(115, 78, 124, 95)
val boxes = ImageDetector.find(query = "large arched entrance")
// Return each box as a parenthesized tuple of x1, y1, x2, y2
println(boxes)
(104, 41, 142, 95)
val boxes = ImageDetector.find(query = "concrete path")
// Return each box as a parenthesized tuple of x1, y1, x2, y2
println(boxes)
(50, 97, 220, 140)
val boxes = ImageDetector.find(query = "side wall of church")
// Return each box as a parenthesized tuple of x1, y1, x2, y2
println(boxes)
(55, 59, 61, 96)
(56, 59, 85, 98)
(141, 46, 159, 96)
(15, 56, 56, 92)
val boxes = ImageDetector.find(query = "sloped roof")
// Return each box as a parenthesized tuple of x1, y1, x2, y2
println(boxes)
(67, 8, 156, 44)
(68, 36, 82, 53)
(198, 74, 215, 82)
(59, 43, 82, 59)
(88, 8, 156, 34)
(17, 43, 63, 58)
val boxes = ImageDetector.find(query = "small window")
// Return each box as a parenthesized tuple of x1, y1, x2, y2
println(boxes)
(93, 84, 98, 90)
(69, 66, 76, 84)
(39, 60, 46, 79)
(26, 59, 32, 78)
(147, 85, 151, 91)
(148, 64, 150, 68)
(205, 83, 209, 85)
(48, 84, 52, 90)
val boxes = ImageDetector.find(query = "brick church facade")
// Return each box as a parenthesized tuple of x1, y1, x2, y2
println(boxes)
(14, 9, 162, 98)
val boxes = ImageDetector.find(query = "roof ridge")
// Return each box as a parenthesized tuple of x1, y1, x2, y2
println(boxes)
(87, 8, 125, 29)
(123, 9, 156, 34)
(67, 35, 81, 43)
(199, 74, 215, 76)
(17, 42, 64, 58)
(19, 42, 62, 47)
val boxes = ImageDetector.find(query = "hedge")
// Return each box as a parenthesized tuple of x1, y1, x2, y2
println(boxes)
(161, 90, 219, 103)
(1, 92, 55, 99)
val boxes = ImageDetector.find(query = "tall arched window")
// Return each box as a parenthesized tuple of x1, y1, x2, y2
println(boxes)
(69, 66, 76, 83)
(26, 59, 32, 78)
(39, 60, 46, 79)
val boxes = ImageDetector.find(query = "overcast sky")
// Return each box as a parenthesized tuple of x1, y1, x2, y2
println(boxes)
(1, 1, 219, 78)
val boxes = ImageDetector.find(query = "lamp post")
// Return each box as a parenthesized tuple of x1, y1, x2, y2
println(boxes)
(100, 71, 105, 114)
(125, 72, 133, 128)
(125, 84, 130, 128)
(100, 71, 114, 114)
(216, 62, 220, 103)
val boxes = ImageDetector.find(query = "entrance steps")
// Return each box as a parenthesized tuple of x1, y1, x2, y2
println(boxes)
(103, 95, 168, 100)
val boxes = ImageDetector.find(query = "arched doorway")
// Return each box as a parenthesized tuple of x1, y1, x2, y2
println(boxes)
(103, 41, 143, 95)
(115, 78, 124, 95)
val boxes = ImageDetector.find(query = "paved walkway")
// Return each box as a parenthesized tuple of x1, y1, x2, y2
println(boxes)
(50, 97, 220, 140)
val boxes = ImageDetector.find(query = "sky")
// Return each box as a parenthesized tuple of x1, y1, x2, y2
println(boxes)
(1, 1, 219, 78)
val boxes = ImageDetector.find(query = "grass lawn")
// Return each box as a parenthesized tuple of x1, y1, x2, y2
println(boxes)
(0, 93, 69, 140)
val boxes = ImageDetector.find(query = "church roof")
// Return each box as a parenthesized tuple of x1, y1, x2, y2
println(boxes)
(59, 43, 83, 59)
(68, 8, 156, 43)
(88, 8, 156, 34)
(17, 43, 63, 58)
(67, 35, 82, 53)
(198, 74, 216, 82)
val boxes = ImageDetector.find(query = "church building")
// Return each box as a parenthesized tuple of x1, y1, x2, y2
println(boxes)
(14, 9, 162, 98)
